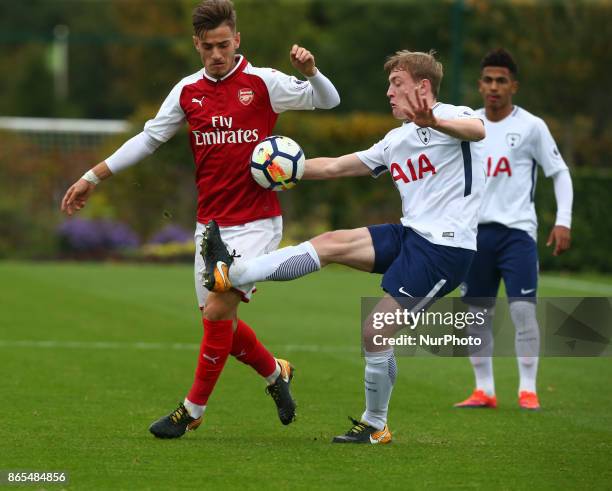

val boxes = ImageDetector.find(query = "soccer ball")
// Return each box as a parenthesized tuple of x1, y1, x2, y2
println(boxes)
(250, 135, 305, 191)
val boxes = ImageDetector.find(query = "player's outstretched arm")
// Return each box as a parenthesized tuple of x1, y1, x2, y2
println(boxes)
(60, 161, 112, 216)
(401, 87, 485, 141)
(431, 117, 485, 142)
(60, 131, 163, 216)
(303, 153, 371, 180)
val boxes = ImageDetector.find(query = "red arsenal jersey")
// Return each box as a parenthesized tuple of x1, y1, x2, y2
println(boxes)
(143, 55, 316, 226)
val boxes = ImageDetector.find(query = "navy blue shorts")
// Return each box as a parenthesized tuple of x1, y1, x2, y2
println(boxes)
(462, 223, 538, 307)
(368, 224, 475, 301)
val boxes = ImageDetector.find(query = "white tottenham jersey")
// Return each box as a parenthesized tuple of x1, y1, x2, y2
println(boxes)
(357, 103, 486, 250)
(477, 106, 568, 240)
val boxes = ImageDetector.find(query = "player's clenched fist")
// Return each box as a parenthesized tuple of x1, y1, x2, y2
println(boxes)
(290, 44, 317, 77)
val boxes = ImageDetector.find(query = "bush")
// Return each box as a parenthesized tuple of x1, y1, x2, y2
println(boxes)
(535, 169, 612, 272)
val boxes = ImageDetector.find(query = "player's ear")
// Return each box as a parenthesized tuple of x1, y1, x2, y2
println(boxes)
(234, 31, 241, 49)
(421, 79, 431, 96)
(192, 35, 200, 52)
(511, 79, 519, 95)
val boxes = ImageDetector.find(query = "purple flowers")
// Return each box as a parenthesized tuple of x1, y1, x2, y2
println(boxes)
(147, 224, 192, 245)
(58, 218, 140, 252)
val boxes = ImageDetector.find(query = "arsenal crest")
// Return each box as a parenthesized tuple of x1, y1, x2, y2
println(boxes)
(417, 127, 431, 145)
(506, 133, 521, 148)
(238, 88, 254, 105)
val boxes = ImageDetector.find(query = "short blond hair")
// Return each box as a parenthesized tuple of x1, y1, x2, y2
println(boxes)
(384, 50, 443, 97)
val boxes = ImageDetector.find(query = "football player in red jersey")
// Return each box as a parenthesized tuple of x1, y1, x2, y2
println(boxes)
(61, 0, 340, 439)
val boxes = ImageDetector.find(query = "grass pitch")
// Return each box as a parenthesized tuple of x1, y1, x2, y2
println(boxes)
(0, 262, 611, 489)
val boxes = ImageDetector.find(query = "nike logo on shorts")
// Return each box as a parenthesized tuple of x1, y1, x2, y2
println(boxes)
(398, 287, 413, 297)
(520, 288, 536, 295)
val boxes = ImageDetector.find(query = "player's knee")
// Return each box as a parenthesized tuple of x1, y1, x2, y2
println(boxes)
(362, 324, 396, 353)
(312, 230, 353, 264)
(509, 300, 538, 328)
(202, 301, 234, 321)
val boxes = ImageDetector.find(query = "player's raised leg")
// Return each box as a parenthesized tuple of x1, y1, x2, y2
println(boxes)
(203, 222, 375, 292)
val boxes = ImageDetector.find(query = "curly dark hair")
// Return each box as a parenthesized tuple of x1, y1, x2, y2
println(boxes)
(480, 48, 518, 78)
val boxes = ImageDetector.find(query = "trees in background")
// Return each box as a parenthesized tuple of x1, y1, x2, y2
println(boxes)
(1, 0, 611, 269)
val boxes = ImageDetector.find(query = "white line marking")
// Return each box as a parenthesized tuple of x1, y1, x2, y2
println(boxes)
(540, 275, 612, 295)
(0, 339, 360, 353)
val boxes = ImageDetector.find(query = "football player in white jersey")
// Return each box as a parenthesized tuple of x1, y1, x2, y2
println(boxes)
(203, 50, 486, 443)
(455, 48, 573, 411)
(61, 0, 340, 439)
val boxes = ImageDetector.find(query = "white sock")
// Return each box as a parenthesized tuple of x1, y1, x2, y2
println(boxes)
(361, 349, 396, 430)
(183, 398, 206, 419)
(467, 305, 495, 396)
(510, 301, 540, 393)
(470, 357, 495, 396)
(516, 356, 538, 393)
(229, 241, 321, 285)
(265, 360, 281, 385)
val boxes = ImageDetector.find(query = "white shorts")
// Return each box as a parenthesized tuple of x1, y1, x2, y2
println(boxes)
(194, 216, 283, 307)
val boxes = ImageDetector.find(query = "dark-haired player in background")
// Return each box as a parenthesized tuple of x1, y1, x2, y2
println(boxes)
(456, 48, 573, 411)
(61, 0, 340, 438)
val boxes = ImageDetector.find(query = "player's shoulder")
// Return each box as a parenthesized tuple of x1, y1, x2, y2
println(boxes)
(244, 62, 311, 98)
(382, 123, 406, 142)
(176, 69, 206, 89)
(243, 63, 289, 82)
(512, 106, 548, 129)
(159, 69, 205, 105)
(434, 102, 478, 119)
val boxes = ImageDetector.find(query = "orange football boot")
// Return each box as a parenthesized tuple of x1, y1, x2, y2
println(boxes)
(518, 391, 541, 410)
(454, 389, 497, 408)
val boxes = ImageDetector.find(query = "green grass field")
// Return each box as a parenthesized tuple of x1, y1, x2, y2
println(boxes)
(1, 262, 611, 490)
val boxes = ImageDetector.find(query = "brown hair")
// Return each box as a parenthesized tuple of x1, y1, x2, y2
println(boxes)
(192, 0, 236, 37)
(384, 50, 444, 97)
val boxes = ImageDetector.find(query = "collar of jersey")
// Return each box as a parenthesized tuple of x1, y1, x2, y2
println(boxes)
(203, 55, 247, 83)
(480, 105, 520, 124)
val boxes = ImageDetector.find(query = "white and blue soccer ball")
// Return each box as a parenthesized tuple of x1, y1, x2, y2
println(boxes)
(250, 135, 305, 191)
